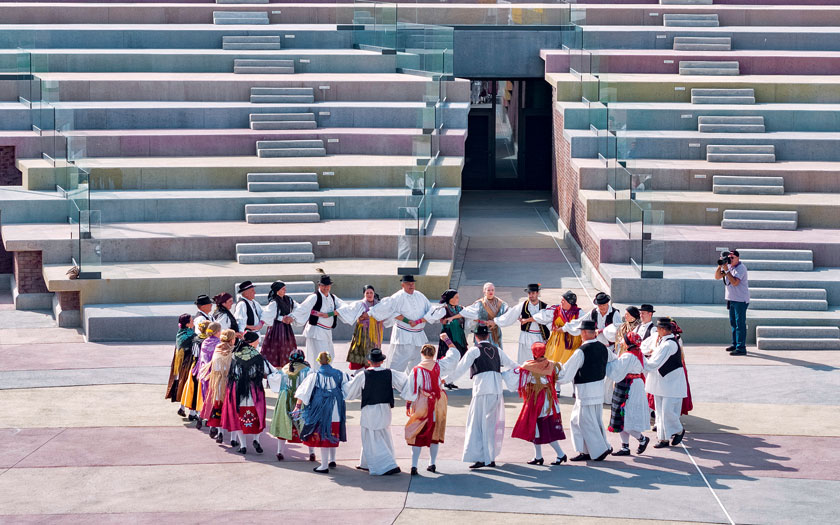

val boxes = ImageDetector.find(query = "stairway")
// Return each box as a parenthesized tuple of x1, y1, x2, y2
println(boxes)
(661, 0, 712, 4)
(247, 172, 319, 192)
(713, 175, 784, 195)
(245, 203, 320, 223)
(674, 37, 731, 51)
(250, 87, 315, 104)
(737, 249, 813, 271)
(707, 144, 775, 163)
(236, 280, 314, 307)
(234, 59, 294, 74)
(691, 88, 755, 104)
(236, 242, 315, 264)
(223, 36, 281, 50)
(257, 139, 326, 157)
(750, 287, 828, 311)
(679, 61, 739, 75)
(756, 326, 840, 350)
(721, 209, 797, 230)
(249, 112, 316, 130)
(213, 11, 269, 24)
(217, 0, 268, 3)
(698, 116, 765, 133)
(663, 14, 720, 27)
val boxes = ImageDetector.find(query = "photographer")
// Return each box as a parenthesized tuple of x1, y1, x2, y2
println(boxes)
(714, 250, 749, 356)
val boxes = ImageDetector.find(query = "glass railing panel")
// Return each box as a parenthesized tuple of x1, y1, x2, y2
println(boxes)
(79, 209, 102, 279)
(397, 204, 421, 274)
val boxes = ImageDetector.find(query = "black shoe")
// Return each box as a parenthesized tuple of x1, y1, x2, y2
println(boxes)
(569, 453, 591, 462)
(653, 440, 670, 449)
(444, 383, 459, 390)
(383, 467, 401, 475)
(410, 467, 418, 476)
(230, 440, 239, 448)
(239, 447, 247, 455)
(671, 429, 686, 446)
(253, 441, 263, 454)
(488, 461, 496, 467)
(550, 455, 567, 466)
(309, 453, 316, 462)
(276, 453, 284, 461)
(208, 427, 218, 439)
(468, 462, 486, 469)
(177, 407, 186, 417)
(527, 458, 544, 465)
(188, 413, 197, 421)
(730, 349, 747, 356)
(651, 425, 657, 432)
(612, 447, 631, 457)
(593, 448, 611, 461)
(725, 345, 736, 352)
(637, 436, 650, 455)
(313, 467, 329, 473)
(215, 433, 224, 444)
(426, 464, 436, 473)
(329, 461, 337, 468)
(195, 419, 203, 430)
(355, 466, 369, 471)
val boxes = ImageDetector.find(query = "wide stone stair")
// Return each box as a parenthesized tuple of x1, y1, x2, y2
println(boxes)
(223, 36, 281, 50)
(663, 14, 720, 27)
(660, 0, 713, 4)
(756, 326, 840, 350)
(707, 144, 776, 163)
(244, 203, 321, 223)
(712, 176, 784, 195)
(235, 242, 315, 264)
(679, 61, 740, 76)
(691, 88, 755, 105)
(749, 287, 828, 311)
(234, 59, 294, 74)
(250, 87, 315, 104)
(698, 116, 765, 133)
(674, 37, 732, 51)
(249, 113, 317, 130)
(213, 11, 269, 25)
(738, 249, 814, 271)
(257, 139, 326, 157)
(247, 172, 319, 192)
(721, 209, 798, 230)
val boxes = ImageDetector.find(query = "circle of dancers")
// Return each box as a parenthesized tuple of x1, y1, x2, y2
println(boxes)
(166, 275, 692, 475)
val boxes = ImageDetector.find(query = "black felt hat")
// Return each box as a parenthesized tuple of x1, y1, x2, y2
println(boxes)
(319, 275, 334, 286)
(238, 281, 255, 294)
(401, 275, 416, 283)
(525, 283, 541, 293)
(640, 304, 655, 313)
(562, 290, 577, 305)
(474, 325, 490, 336)
(626, 306, 641, 320)
(194, 294, 212, 306)
(368, 348, 387, 362)
(594, 292, 611, 305)
(656, 317, 674, 330)
(580, 319, 598, 331)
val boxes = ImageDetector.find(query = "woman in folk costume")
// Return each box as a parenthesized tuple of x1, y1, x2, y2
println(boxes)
(403, 342, 461, 475)
(269, 349, 316, 462)
(606, 332, 651, 457)
(295, 351, 349, 473)
(212, 292, 239, 334)
(193, 321, 220, 429)
(199, 328, 235, 444)
(338, 284, 384, 373)
(260, 280, 299, 368)
(645, 318, 693, 420)
(166, 314, 194, 416)
(509, 342, 568, 466)
(541, 291, 582, 364)
(180, 318, 210, 420)
(221, 331, 273, 455)
(601, 306, 643, 404)
(433, 289, 468, 389)
(460, 282, 509, 350)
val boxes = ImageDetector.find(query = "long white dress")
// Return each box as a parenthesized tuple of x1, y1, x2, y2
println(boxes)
(291, 291, 346, 370)
(495, 300, 550, 364)
(343, 367, 409, 474)
(446, 344, 519, 464)
(644, 335, 687, 442)
(368, 289, 435, 374)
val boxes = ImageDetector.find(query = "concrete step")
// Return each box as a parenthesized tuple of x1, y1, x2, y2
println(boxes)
(756, 337, 840, 350)
(237, 252, 315, 264)
(691, 88, 755, 105)
(680, 61, 739, 76)
(738, 260, 814, 271)
(749, 298, 828, 311)
(237, 241, 313, 254)
(235, 280, 314, 306)
(245, 203, 320, 223)
(247, 172, 319, 192)
(661, 0, 713, 4)
(750, 287, 827, 300)
(222, 36, 281, 50)
(756, 325, 840, 339)
(251, 87, 314, 96)
(673, 36, 731, 51)
(250, 120, 317, 130)
(257, 139, 324, 149)
(663, 14, 719, 27)
(245, 203, 318, 214)
(737, 248, 812, 262)
(712, 175, 784, 195)
(213, 11, 269, 25)
(217, 0, 269, 3)
(698, 116, 765, 133)
(234, 59, 294, 74)
(236, 242, 315, 264)
(707, 144, 775, 163)
(250, 113, 315, 122)
(250, 87, 315, 104)
(257, 139, 326, 158)
(721, 209, 797, 230)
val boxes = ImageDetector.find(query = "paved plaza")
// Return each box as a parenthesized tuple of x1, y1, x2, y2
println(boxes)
(1, 194, 837, 524)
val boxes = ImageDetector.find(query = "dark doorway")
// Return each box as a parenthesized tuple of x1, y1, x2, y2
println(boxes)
(462, 79, 552, 191)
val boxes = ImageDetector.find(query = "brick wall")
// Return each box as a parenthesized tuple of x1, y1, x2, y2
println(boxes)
(58, 291, 80, 311)
(13, 251, 49, 294)
(0, 217, 12, 274)
(0, 146, 22, 186)
(552, 100, 602, 270)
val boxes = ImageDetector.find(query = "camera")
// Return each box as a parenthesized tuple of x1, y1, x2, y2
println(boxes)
(717, 251, 732, 266)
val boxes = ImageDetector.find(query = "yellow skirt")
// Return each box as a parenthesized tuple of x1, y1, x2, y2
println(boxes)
(545, 330, 581, 364)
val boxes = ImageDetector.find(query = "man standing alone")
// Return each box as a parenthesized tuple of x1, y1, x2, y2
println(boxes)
(714, 250, 749, 356)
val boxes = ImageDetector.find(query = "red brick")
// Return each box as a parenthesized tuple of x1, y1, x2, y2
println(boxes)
(0, 146, 22, 186)
(58, 291, 80, 311)
(13, 251, 49, 294)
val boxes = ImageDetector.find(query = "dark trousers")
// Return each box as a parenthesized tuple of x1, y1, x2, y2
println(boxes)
(728, 301, 749, 350)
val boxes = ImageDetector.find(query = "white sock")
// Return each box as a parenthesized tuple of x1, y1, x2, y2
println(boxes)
(253, 433, 260, 446)
(319, 448, 329, 469)
(628, 430, 644, 441)
(277, 439, 286, 454)
(429, 443, 439, 466)
(328, 447, 336, 463)
(549, 440, 565, 458)
(533, 444, 543, 460)
(411, 446, 422, 468)
(308, 446, 315, 456)
(619, 431, 631, 446)
(189, 410, 196, 416)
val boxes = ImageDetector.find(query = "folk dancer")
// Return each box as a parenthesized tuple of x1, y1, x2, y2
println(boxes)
(291, 275, 346, 370)
(180, 319, 210, 421)
(508, 342, 568, 466)
(343, 348, 408, 475)
(606, 332, 651, 456)
(368, 275, 435, 375)
(167, 314, 195, 416)
(403, 342, 461, 475)
(199, 328, 235, 444)
(495, 283, 551, 364)
(260, 280, 299, 368)
(555, 319, 615, 462)
(235, 281, 265, 335)
(193, 321, 221, 429)
(194, 294, 213, 326)
(635, 304, 657, 351)
(443, 325, 519, 469)
(645, 318, 688, 448)
(543, 291, 582, 364)
(268, 349, 316, 462)
(338, 285, 384, 373)
(295, 352, 349, 473)
(212, 292, 239, 335)
(433, 289, 468, 389)
(460, 282, 510, 350)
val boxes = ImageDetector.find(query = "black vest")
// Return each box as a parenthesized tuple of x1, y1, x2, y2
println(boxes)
(658, 341, 683, 377)
(308, 293, 338, 328)
(591, 307, 618, 327)
(214, 308, 238, 333)
(361, 369, 394, 408)
(237, 299, 256, 327)
(642, 323, 654, 340)
(573, 341, 609, 384)
(273, 295, 294, 320)
(195, 310, 212, 324)
(520, 300, 550, 340)
(470, 341, 502, 378)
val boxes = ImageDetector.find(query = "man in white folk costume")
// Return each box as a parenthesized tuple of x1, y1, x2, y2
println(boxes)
(234, 281, 265, 335)
(460, 282, 510, 350)
(635, 304, 657, 353)
(555, 319, 615, 462)
(368, 275, 435, 375)
(291, 275, 346, 370)
(645, 318, 687, 448)
(194, 294, 214, 325)
(495, 283, 552, 364)
(343, 348, 408, 475)
(443, 324, 519, 469)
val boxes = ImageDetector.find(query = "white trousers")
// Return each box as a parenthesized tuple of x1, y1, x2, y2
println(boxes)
(305, 336, 334, 371)
(654, 395, 683, 442)
(570, 401, 610, 458)
(517, 332, 545, 364)
(463, 393, 505, 464)
(359, 426, 399, 475)
(389, 343, 422, 375)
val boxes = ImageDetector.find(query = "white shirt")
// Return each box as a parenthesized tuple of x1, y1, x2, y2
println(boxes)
(368, 289, 434, 346)
(194, 309, 212, 325)
(295, 367, 349, 422)
(644, 335, 687, 398)
(401, 348, 460, 403)
(496, 300, 549, 336)
(261, 298, 300, 327)
(343, 366, 409, 430)
(635, 321, 656, 354)
(555, 339, 617, 405)
(447, 343, 519, 396)
(291, 291, 346, 341)
(235, 296, 264, 331)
